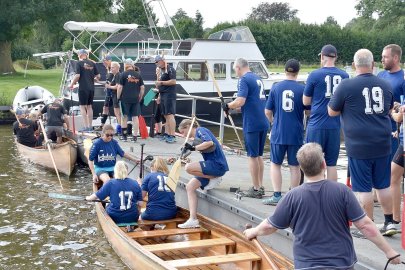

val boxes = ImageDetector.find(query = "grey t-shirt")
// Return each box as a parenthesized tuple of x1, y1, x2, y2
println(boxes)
(268, 180, 365, 270)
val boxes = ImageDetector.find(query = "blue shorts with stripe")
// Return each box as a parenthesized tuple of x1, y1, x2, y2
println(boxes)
(196, 160, 227, 189)
(244, 130, 267, 157)
(270, 144, 301, 165)
(306, 128, 340, 166)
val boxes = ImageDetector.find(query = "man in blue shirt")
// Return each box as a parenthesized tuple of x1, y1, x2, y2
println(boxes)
(263, 59, 307, 205)
(243, 143, 402, 269)
(303, 44, 349, 181)
(328, 49, 397, 236)
(378, 44, 405, 229)
(224, 58, 269, 199)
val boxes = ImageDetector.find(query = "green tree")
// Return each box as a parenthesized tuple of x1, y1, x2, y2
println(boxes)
(324, 16, 338, 26)
(355, 0, 405, 30)
(172, 8, 188, 22)
(194, 10, 204, 38)
(248, 2, 298, 23)
(115, 0, 157, 26)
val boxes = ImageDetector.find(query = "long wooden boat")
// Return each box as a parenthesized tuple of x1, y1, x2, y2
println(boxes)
(93, 183, 293, 270)
(15, 137, 77, 176)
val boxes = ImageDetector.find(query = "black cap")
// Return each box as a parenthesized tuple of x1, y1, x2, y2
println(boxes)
(319, 44, 337, 57)
(285, 59, 300, 73)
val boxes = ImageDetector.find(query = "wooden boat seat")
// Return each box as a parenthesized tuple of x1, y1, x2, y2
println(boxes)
(166, 252, 261, 269)
(137, 217, 186, 226)
(143, 237, 235, 253)
(128, 228, 208, 239)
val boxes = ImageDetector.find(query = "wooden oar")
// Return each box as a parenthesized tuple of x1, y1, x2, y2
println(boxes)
(245, 224, 280, 270)
(38, 119, 63, 190)
(48, 192, 109, 203)
(205, 61, 244, 150)
(166, 116, 196, 191)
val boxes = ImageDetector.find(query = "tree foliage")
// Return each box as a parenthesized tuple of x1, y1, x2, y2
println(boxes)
(172, 9, 205, 39)
(355, 0, 405, 30)
(248, 2, 298, 23)
(115, 0, 157, 26)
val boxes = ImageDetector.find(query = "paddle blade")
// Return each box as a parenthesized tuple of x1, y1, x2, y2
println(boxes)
(139, 116, 149, 139)
(48, 192, 84, 201)
(167, 159, 182, 191)
(83, 138, 93, 161)
(143, 88, 157, 106)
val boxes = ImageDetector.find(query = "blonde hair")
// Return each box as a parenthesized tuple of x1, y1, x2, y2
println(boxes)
(151, 157, 169, 174)
(178, 118, 199, 131)
(102, 124, 114, 134)
(111, 61, 120, 69)
(114, 160, 128, 180)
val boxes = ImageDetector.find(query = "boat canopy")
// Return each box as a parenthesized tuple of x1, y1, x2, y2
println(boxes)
(208, 26, 256, 43)
(33, 52, 69, 59)
(63, 21, 138, 33)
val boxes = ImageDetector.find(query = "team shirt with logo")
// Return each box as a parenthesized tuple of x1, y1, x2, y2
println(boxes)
(119, 70, 144, 103)
(75, 59, 99, 92)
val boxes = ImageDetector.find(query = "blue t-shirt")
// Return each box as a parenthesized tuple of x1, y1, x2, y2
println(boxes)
(141, 172, 177, 220)
(96, 178, 143, 223)
(89, 138, 125, 168)
(268, 180, 365, 270)
(304, 67, 349, 129)
(329, 73, 393, 159)
(195, 127, 229, 171)
(237, 72, 269, 132)
(266, 80, 306, 145)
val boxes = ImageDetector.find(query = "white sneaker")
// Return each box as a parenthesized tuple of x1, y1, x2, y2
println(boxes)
(178, 218, 200, 229)
(377, 222, 402, 233)
(204, 177, 222, 191)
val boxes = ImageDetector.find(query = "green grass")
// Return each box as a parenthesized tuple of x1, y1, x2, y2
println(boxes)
(0, 66, 62, 105)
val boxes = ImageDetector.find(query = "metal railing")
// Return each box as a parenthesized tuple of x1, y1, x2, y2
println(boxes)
(174, 93, 243, 143)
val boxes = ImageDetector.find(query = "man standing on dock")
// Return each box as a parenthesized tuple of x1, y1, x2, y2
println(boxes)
(224, 58, 269, 199)
(154, 55, 177, 144)
(328, 49, 397, 236)
(69, 49, 100, 132)
(303, 44, 349, 181)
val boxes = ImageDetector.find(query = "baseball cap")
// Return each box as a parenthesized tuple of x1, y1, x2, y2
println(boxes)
(103, 55, 112, 61)
(78, 49, 88, 55)
(285, 59, 300, 73)
(124, 58, 134, 66)
(15, 107, 27, 116)
(319, 44, 337, 57)
(154, 55, 164, 63)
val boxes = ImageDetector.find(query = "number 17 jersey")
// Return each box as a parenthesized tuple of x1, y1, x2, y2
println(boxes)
(304, 67, 349, 129)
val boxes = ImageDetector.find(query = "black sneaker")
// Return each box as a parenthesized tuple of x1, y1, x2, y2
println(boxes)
(120, 134, 127, 142)
(259, 186, 265, 196)
(240, 186, 263, 199)
(130, 136, 137, 142)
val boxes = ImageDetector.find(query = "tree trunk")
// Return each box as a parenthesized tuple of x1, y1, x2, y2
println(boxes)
(0, 41, 16, 74)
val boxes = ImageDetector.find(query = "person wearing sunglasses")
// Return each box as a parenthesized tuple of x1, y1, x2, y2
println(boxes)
(89, 124, 138, 184)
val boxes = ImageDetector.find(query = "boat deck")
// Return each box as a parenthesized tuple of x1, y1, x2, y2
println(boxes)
(80, 132, 404, 270)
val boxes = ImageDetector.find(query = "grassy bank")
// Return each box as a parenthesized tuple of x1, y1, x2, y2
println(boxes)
(0, 67, 62, 105)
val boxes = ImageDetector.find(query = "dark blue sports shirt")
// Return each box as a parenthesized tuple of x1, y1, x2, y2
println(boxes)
(89, 138, 125, 167)
(196, 127, 229, 171)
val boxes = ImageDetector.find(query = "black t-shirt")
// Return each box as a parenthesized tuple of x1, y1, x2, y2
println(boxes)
(158, 65, 176, 97)
(75, 59, 99, 92)
(13, 118, 38, 147)
(41, 103, 66, 126)
(119, 70, 144, 103)
(107, 72, 121, 93)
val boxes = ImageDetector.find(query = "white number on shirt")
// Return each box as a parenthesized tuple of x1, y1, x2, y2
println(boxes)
(362, 87, 384, 114)
(282, 90, 294, 112)
(157, 175, 171, 192)
(257, 80, 266, 99)
(119, 191, 133, 210)
(325, 75, 342, 98)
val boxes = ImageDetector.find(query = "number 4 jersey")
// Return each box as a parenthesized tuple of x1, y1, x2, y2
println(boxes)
(329, 73, 393, 159)
(304, 67, 349, 129)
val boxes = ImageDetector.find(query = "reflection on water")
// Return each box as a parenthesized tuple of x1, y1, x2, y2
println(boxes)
(0, 126, 127, 269)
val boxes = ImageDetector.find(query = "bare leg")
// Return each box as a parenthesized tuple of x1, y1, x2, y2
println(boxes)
(79, 105, 89, 128)
(390, 162, 403, 221)
(376, 187, 393, 216)
(156, 122, 162, 133)
(132, 116, 139, 137)
(270, 162, 282, 192)
(258, 156, 264, 187)
(185, 162, 216, 179)
(121, 115, 128, 129)
(327, 166, 338, 181)
(113, 108, 121, 124)
(86, 105, 93, 128)
(356, 192, 374, 220)
(165, 114, 176, 136)
(290, 165, 301, 188)
(56, 136, 62, 144)
(99, 173, 111, 183)
(248, 157, 260, 189)
(186, 178, 201, 220)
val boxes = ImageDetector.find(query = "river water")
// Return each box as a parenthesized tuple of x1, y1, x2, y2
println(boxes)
(0, 125, 127, 269)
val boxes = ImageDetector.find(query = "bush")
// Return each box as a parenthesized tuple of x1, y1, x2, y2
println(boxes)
(12, 43, 35, 61)
(14, 60, 44, 70)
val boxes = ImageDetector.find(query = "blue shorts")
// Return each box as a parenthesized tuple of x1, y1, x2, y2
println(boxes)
(244, 130, 267, 157)
(349, 155, 391, 192)
(95, 165, 114, 178)
(141, 208, 177, 221)
(270, 144, 301, 165)
(306, 128, 340, 166)
(196, 160, 227, 189)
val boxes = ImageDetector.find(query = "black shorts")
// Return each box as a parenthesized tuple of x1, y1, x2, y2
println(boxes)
(122, 102, 140, 117)
(78, 90, 94, 106)
(392, 144, 404, 168)
(104, 94, 113, 107)
(112, 92, 119, 108)
(160, 93, 176, 115)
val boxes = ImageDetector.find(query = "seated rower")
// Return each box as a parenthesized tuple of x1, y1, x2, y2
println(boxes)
(177, 119, 229, 229)
(13, 107, 43, 147)
(86, 161, 143, 224)
(140, 157, 177, 221)
(89, 124, 138, 184)
(40, 98, 69, 144)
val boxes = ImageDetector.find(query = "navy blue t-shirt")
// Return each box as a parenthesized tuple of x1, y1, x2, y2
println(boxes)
(75, 59, 99, 92)
(195, 127, 229, 171)
(158, 65, 176, 98)
(266, 80, 306, 145)
(89, 138, 125, 167)
(96, 178, 142, 223)
(304, 67, 349, 129)
(329, 73, 393, 159)
(141, 172, 177, 219)
(268, 180, 365, 270)
(237, 72, 269, 132)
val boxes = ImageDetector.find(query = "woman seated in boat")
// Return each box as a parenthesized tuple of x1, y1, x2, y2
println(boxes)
(88, 124, 138, 184)
(13, 107, 43, 147)
(140, 157, 177, 221)
(86, 161, 143, 224)
(177, 119, 229, 229)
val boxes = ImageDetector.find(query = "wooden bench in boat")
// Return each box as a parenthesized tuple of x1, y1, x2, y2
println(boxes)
(166, 252, 261, 269)
(137, 217, 186, 226)
(128, 228, 208, 239)
(143, 237, 235, 253)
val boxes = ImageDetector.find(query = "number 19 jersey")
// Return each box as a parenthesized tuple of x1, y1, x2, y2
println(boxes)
(304, 67, 349, 129)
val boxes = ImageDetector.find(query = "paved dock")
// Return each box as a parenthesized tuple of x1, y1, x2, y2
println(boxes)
(74, 128, 404, 270)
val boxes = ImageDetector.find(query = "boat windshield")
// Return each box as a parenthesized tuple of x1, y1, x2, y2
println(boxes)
(208, 26, 256, 42)
(231, 62, 269, 79)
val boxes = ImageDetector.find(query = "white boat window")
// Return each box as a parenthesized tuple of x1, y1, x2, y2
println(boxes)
(231, 62, 269, 79)
(213, 64, 226, 80)
(176, 62, 208, 81)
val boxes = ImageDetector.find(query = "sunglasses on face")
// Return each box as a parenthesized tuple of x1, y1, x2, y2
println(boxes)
(105, 133, 114, 137)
